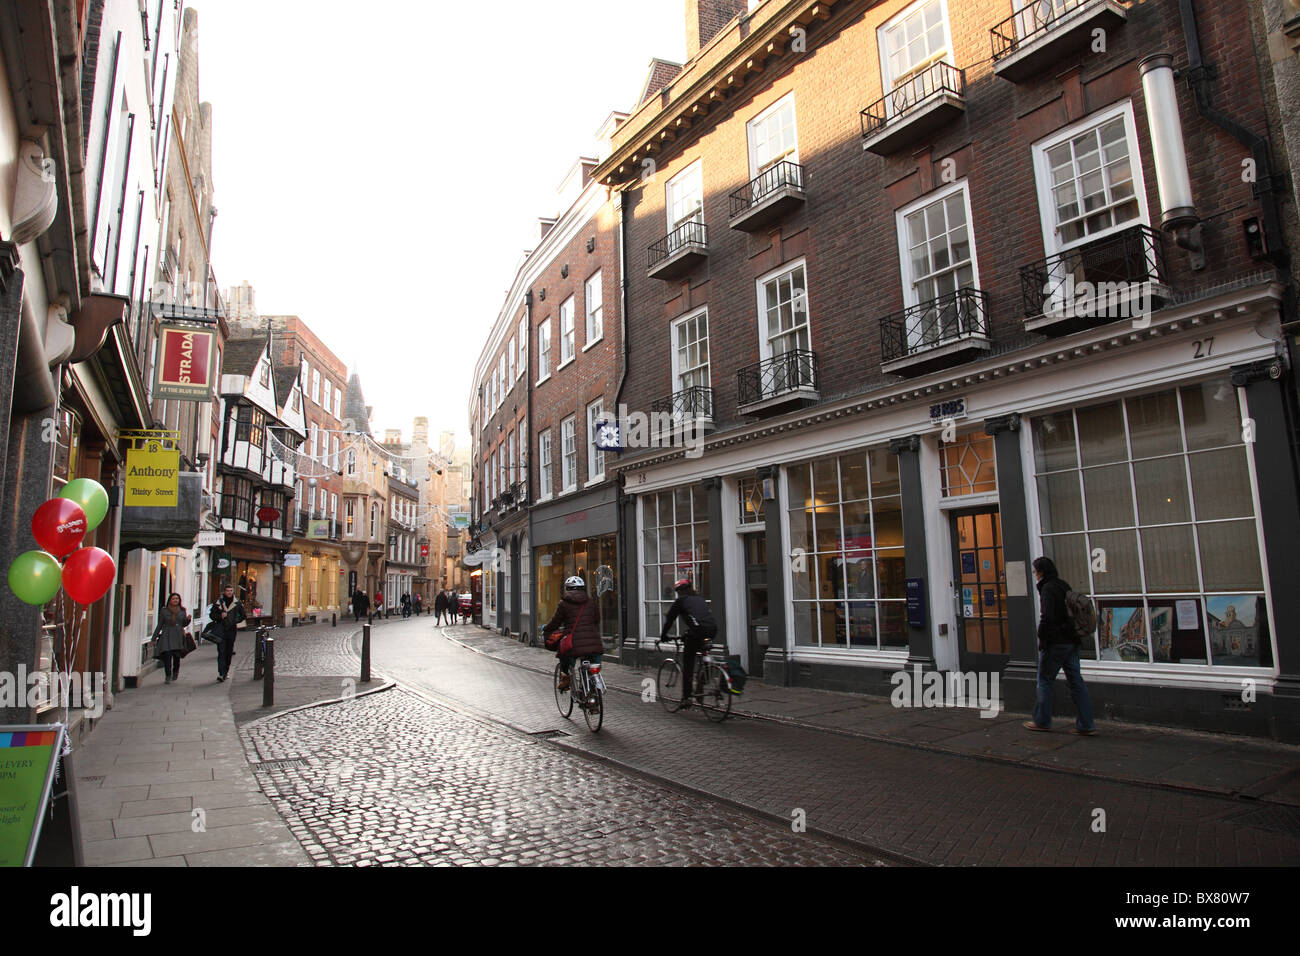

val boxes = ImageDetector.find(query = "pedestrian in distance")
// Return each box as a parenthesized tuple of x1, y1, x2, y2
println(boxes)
(153, 593, 190, 684)
(401, 592, 412, 618)
(657, 579, 717, 710)
(209, 584, 245, 683)
(1025, 556, 1097, 735)
(434, 590, 448, 625)
(414, 592, 423, 616)
(542, 576, 602, 692)
(374, 591, 384, 619)
(351, 588, 370, 623)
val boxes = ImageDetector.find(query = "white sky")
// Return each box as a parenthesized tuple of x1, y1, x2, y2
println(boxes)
(200, 0, 687, 447)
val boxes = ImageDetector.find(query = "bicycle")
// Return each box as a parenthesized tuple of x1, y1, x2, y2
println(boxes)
(552, 647, 605, 733)
(656, 638, 733, 722)
(252, 623, 279, 679)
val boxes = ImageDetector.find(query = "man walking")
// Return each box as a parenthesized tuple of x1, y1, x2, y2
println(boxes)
(209, 584, 245, 683)
(352, 588, 369, 622)
(1024, 556, 1097, 735)
(434, 589, 448, 625)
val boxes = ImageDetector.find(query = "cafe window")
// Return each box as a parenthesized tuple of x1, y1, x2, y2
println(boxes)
(941, 430, 997, 496)
(1032, 379, 1272, 668)
(52, 408, 82, 489)
(641, 485, 711, 640)
(787, 448, 907, 650)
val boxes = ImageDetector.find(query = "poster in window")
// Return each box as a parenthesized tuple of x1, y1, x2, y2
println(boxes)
(1097, 603, 1150, 662)
(1206, 595, 1268, 667)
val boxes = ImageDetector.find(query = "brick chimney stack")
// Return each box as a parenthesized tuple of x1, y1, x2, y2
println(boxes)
(686, 0, 748, 59)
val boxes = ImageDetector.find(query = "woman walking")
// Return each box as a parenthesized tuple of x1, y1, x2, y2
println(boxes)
(154, 593, 191, 684)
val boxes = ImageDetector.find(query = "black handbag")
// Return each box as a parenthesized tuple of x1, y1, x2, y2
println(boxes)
(181, 632, 198, 657)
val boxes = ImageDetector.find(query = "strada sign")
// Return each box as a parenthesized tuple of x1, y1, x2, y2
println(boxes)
(153, 323, 217, 401)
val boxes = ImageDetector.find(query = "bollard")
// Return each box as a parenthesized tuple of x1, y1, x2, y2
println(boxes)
(332, 612, 337, 627)
(253, 632, 264, 680)
(262, 637, 274, 707)
(361, 623, 371, 684)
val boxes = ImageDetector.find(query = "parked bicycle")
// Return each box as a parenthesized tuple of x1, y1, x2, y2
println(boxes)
(656, 638, 733, 722)
(552, 642, 605, 732)
(252, 623, 279, 680)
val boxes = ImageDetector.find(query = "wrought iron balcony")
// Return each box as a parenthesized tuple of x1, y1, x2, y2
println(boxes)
(648, 220, 708, 280)
(880, 288, 992, 377)
(861, 61, 967, 156)
(651, 385, 715, 422)
(991, 0, 1128, 82)
(737, 349, 819, 413)
(1019, 225, 1169, 335)
(728, 162, 806, 231)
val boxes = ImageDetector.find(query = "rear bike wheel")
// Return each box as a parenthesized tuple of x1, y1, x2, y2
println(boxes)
(583, 677, 604, 732)
(554, 661, 573, 718)
(700, 663, 733, 722)
(657, 659, 683, 713)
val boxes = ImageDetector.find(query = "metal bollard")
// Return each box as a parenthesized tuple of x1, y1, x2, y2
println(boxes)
(253, 633, 264, 680)
(262, 637, 274, 707)
(332, 613, 337, 627)
(361, 624, 371, 684)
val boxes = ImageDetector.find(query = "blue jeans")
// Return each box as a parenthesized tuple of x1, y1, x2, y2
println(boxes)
(1033, 643, 1095, 731)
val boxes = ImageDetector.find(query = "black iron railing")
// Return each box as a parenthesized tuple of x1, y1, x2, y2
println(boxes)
(648, 220, 708, 269)
(737, 350, 819, 407)
(651, 385, 715, 420)
(860, 61, 966, 138)
(991, 0, 1097, 61)
(1019, 225, 1166, 319)
(729, 162, 805, 217)
(880, 288, 990, 363)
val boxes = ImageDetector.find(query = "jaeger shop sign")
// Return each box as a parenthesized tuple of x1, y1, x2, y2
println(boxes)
(153, 323, 217, 401)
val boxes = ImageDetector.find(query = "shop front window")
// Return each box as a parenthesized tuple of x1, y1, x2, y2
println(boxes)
(788, 448, 907, 649)
(536, 534, 618, 643)
(641, 485, 710, 640)
(1032, 379, 1271, 667)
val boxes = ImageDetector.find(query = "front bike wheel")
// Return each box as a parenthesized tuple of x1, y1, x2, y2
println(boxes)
(700, 663, 733, 722)
(583, 684, 603, 732)
(554, 661, 573, 718)
(657, 659, 682, 713)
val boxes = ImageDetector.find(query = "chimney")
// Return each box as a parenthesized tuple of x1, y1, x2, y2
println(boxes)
(413, 417, 429, 444)
(686, 0, 748, 59)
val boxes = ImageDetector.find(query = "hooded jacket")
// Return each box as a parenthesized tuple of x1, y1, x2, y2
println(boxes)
(543, 591, 603, 657)
(1036, 572, 1076, 645)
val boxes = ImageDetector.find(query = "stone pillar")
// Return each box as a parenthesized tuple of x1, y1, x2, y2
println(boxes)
(889, 435, 935, 669)
(1233, 361, 1300, 739)
(702, 476, 726, 648)
(620, 489, 640, 654)
(757, 465, 790, 685)
(985, 414, 1038, 693)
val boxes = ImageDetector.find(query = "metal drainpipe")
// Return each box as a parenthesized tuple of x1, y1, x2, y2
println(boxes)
(525, 287, 534, 643)
(613, 186, 632, 666)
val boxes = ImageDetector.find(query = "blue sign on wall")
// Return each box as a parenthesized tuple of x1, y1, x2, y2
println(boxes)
(960, 551, 976, 575)
(905, 577, 926, 629)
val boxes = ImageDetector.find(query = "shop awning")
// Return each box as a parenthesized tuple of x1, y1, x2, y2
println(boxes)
(119, 472, 204, 552)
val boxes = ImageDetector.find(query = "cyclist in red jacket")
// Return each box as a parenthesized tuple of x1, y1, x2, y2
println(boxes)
(543, 575, 602, 692)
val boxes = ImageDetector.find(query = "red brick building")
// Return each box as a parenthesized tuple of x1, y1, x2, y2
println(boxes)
(592, 0, 1300, 738)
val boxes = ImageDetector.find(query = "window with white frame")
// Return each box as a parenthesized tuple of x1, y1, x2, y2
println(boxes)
(758, 260, 811, 361)
(508, 336, 516, 383)
(310, 423, 319, 460)
(499, 354, 507, 406)
(747, 94, 799, 198)
(878, 0, 952, 115)
(331, 437, 340, 469)
(508, 429, 516, 486)
(671, 309, 711, 415)
(322, 378, 331, 413)
(587, 400, 605, 481)
(312, 369, 320, 404)
(346, 448, 356, 475)
(539, 429, 553, 499)
(538, 319, 551, 380)
(560, 297, 575, 365)
(561, 416, 577, 491)
(585, 271, 603, 345)
(895, 183, 981, 349)
(498, 447, 506, 495)
(666, 161, 703, 234)
(517, 318, 527, 376)
(333, 389, 341, 419)
(1033, 102, 1147, 253)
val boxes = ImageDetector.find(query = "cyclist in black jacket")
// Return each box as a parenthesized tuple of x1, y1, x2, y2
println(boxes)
(657, 579, 716, 710)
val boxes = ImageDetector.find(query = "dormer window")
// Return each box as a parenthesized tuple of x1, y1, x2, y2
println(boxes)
(259, 360, 270, 388)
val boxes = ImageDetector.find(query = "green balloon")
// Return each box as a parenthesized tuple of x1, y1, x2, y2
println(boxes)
(59, 478, 109, 531)
(8, 550, 63, 605)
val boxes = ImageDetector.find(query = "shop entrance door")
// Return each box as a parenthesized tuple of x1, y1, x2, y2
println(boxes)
(743, 531, 768, 678)
(950, 508, 1010, 674)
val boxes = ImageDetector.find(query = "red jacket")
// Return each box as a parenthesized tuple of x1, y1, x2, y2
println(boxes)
(543, 592, 603, 656)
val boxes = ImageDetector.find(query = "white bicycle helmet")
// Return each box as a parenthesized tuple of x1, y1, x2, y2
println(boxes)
(564, 575, 586, 590)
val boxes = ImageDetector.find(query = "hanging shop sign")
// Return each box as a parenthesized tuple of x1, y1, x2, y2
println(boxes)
(307, 519, 331, 539)
(0, 724, 66, 866)
(124, 440, 180, 508)
(257, 507, 281, 524)
(283, 553, 302, 568)
(197, 531, 226, 547)
(153, 323, 217, 401)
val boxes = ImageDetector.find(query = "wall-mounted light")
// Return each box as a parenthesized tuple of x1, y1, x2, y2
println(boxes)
(538, 289, 546, 301)
(561, 265, 569, 278)
(587, 237, 596, 253)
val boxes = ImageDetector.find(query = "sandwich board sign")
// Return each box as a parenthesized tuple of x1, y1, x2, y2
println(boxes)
(0, 724, 66, 866)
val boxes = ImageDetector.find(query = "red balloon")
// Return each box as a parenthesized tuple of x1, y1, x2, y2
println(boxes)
(62, 547, 116, 604)
(32, 498, 87, 558)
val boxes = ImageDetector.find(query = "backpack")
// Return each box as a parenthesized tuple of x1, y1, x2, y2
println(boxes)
(683, 596, 717, 640)
(1064, 589, 1097, 640)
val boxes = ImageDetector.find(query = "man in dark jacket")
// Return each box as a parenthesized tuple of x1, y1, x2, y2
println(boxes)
(209, 585, 245, 683)
(351, 588, 370, 622)
(1025, 557, 1096, 735)
(434, 590, 449, 625)
(543, 576, 602, 692)
(657, 579, 717, 711)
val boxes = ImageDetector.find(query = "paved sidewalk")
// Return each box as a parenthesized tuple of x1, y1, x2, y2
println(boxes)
(448, 628, 1300, 807)
(70, 640, 313, 866)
